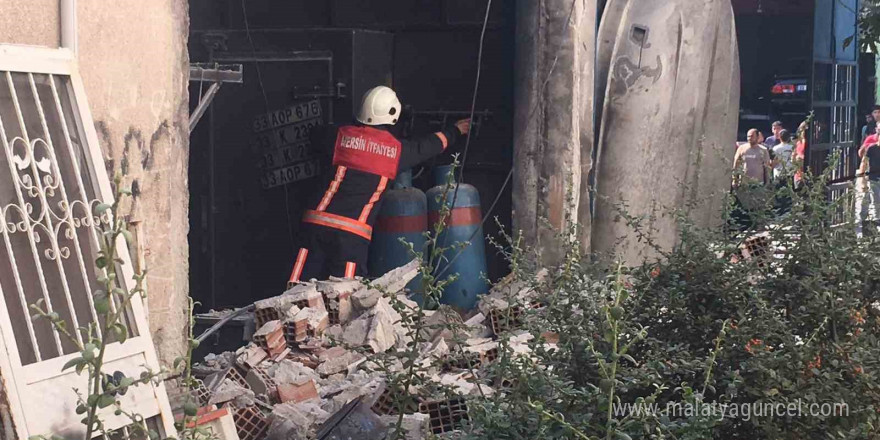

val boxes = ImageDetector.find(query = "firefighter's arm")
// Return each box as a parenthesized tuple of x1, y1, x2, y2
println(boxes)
(398, 119, 470, 171)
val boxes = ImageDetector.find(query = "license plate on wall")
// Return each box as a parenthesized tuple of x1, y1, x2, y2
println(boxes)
(252, 101, 322, 133)
(260, 159, 320, 189)
(258, 143, 313, 169)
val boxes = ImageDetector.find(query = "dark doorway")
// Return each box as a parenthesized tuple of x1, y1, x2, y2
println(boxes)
(187, 0, 516, 311)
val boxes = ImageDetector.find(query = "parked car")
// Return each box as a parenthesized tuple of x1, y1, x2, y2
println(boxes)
(769, 58, 810, 130)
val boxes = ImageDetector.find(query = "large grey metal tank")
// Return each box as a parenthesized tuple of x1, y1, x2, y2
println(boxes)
(592, 0, 740, 263)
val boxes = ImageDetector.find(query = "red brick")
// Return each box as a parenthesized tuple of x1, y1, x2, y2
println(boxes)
(276, 379, 318, 404)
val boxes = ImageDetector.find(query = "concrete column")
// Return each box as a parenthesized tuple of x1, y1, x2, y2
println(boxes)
(512, 0, 596, 266)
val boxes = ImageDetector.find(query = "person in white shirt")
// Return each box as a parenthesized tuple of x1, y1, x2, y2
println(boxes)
(770, 129, 794, 181)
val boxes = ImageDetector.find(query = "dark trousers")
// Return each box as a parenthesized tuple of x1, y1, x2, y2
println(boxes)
(288, 223, 370, 285)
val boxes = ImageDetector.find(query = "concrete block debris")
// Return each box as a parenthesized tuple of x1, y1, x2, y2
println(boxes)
(419, 397, 469, 434)
(253, 320, 287, 357)
(192, 260, 549, 440)
(232, 405, 269, 440)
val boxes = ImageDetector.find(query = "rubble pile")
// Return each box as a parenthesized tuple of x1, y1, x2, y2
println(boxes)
(182, 261, 556, 440)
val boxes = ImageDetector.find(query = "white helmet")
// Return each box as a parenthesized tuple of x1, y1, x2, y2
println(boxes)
(357, 86, 401, 126)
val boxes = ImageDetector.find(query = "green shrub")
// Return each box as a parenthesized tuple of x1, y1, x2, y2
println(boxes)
(464, 169, 880, 439)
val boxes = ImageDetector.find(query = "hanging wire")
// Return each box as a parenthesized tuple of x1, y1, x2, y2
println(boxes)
(240, 0, 298, 252)
(435, 0, 580, 280)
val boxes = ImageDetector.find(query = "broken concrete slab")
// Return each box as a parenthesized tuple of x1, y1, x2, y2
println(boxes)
(245, 368, 274, 397)
(438, 372, 478, 396)
(270, 360, 320, 387)
(342, 313, 371, 348)
(353, 287, 382, 310)
(208, 378, 255, 407)
(372, 259, 421, 293)
(352, 259, 420, 311)
(316, 350, 366, 376)
(316, 278, 362, 299)
(417, 339, 449, 369)
(316, 346, 348, 363)
(366, 300, 398, 353)
(379, 413, 429, 440)
(267, 400, 331, 440)
(420, 305, 463, 343)
(325, 324, 344, 341)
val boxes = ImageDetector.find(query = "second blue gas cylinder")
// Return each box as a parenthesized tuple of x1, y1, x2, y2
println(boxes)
(426, 165, 489, 312)
(368, 169, 427, 295)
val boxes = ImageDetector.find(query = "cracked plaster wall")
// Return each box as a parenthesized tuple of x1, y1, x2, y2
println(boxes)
(0, 0, 191, 368)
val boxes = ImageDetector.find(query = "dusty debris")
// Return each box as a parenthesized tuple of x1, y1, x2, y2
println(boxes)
(421, 305, 464, 343)
(316, 349, 366, 376)
(236, 345, 268, 371)
(209, 379, 255, 408)
(286, 307, 329, 343)
(464, 312, 492, 339)
(192, 261, 553, 440)
(270, 359, 321, 386)
(245, 368, 275, 396)
(352, 258, 420, 311)
(323, 403, 388, 440)
(379, 413, 429, 440)
(317, 278, 359, 324)
(266, 400, 331, 440)
(342, 297, 406, 353)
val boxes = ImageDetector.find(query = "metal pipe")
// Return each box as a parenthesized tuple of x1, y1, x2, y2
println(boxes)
(189, 82, 222, 133)
(60, 0, 77, 53)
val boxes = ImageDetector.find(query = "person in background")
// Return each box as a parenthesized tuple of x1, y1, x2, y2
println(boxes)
(764, 121, 783, 148)
(731, 129, 772, 230)
(857, 125, 880, 237)
(859, 121, 880, 159)
(861, 113, 874, 144)
(794, 121, 809, 187)
(733, 129, 772, 187)
(770, 129, 794, 215)
(770, 129, 794, 181)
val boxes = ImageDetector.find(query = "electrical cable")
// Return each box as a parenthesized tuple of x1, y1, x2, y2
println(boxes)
(241, 0, 298, 254)
(434, 0, 579, 280)
(435, 0, 492, 265)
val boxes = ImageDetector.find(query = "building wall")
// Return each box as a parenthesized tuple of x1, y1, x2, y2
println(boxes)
(0, 0, 191, 367)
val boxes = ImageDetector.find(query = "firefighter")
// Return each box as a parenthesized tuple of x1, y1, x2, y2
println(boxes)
(288, 85, 471, 284)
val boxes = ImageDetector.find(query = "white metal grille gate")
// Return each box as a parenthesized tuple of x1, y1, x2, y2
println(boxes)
(0, 45, 174, 438)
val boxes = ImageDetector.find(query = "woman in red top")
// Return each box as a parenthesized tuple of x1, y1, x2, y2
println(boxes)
(794, 121, 808, 186)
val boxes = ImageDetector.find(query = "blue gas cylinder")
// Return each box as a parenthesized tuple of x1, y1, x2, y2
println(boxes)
(368, 169, 427, 295)
(426, 165, 489, 312)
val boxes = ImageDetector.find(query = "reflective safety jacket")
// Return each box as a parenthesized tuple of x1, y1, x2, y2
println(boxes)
(302, 124, 461, 241)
